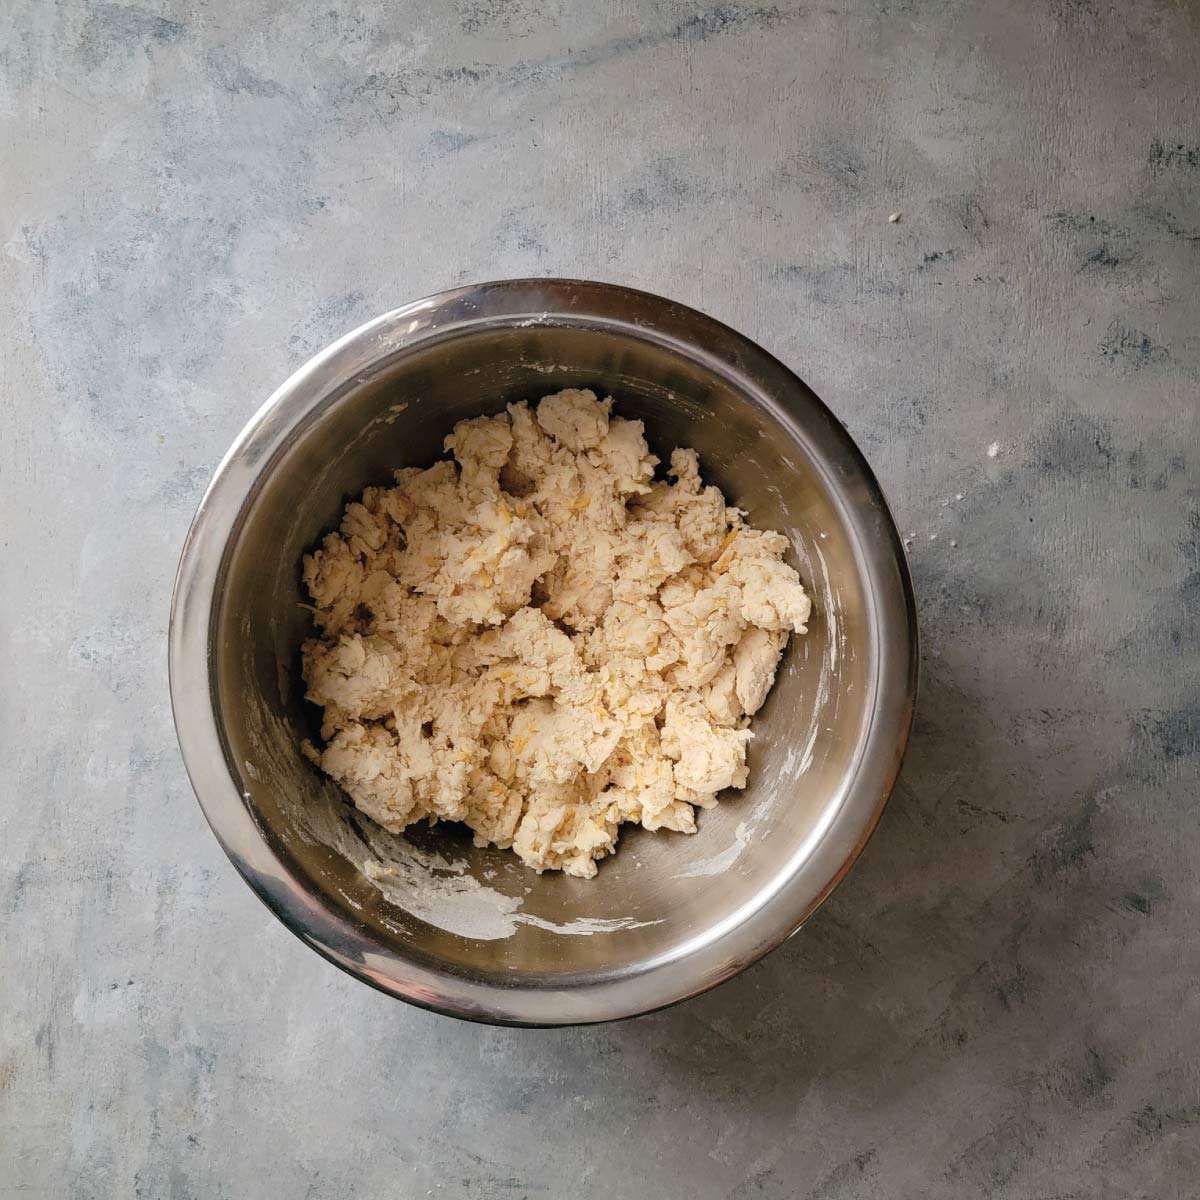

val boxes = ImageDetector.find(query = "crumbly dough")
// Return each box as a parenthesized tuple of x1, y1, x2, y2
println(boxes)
(300, 390, 811, 878)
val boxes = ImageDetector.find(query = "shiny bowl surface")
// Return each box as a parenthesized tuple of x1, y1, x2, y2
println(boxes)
(169, 279, 917, 1025)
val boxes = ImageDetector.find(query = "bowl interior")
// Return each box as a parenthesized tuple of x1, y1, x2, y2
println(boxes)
(213, 322, 874, 989)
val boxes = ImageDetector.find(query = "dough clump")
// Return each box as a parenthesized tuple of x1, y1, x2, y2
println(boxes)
(301, 390, 810, 878)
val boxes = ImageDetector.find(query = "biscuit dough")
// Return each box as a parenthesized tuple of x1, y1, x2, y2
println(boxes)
(300, 390, 811, 878)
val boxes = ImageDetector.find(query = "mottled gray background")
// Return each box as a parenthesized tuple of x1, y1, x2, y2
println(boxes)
(3, 1, 1198, 1196)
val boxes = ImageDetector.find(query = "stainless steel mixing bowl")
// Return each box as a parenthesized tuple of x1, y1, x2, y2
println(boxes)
(169, 278, 917, 1025)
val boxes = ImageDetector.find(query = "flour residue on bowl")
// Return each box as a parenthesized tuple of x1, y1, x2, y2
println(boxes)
(353, 826, 662, 941)
(285, 761, 659, 941)
(673, 820, 753, 878)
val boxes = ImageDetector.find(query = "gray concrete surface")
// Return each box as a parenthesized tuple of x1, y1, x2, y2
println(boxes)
(3, 1, 1198, 1196)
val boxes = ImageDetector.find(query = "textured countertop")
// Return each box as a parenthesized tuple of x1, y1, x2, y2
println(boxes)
(3, 2, 1198, 1196)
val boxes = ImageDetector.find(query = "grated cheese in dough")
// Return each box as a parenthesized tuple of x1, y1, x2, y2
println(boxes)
(300, 390, 810, 878)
